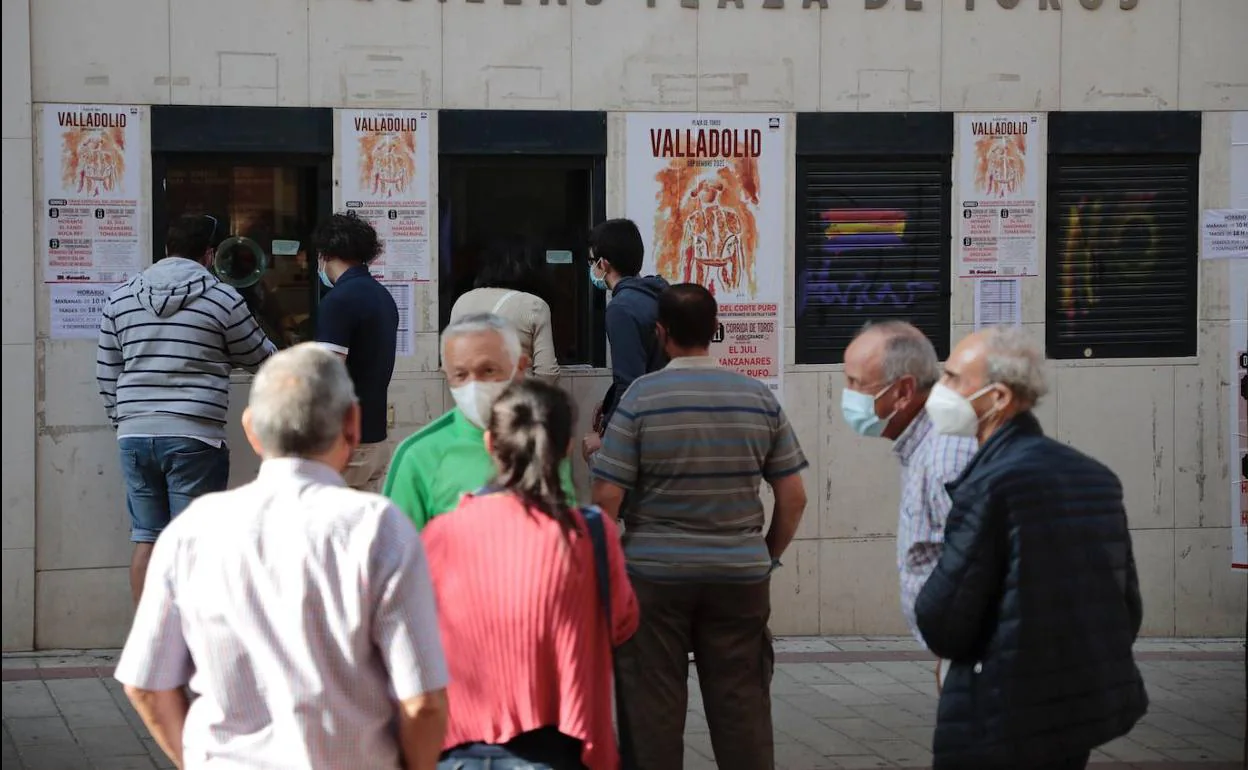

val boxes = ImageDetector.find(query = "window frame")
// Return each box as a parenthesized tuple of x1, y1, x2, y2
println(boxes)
(1044, 111, 1202, 361)
(437, 110, 609, 367)
(794, 113, 955, 366)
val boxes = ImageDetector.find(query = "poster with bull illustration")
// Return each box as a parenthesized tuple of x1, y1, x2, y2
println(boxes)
(625, 113, 786, 398)
(40, 104, 146, 285)
(338, 109, 431, 282)
(957, 113, 1041, 277)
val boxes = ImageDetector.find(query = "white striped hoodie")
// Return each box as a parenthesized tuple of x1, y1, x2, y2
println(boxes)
(96, 257, 276, 441)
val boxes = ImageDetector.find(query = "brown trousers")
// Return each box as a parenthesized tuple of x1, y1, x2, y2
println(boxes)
(615, 576, 775, 770)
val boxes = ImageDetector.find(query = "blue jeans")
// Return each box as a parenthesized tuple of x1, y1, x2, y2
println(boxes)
(119, 437, 230, 543)
(438, 728, 585, 770)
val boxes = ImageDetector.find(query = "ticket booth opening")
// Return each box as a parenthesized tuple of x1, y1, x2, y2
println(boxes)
(150, 106, 334, 350)
(438, 111, 607, 367)
(439, 156, 596, 364)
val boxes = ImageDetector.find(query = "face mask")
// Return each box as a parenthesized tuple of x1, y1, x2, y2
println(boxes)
(450, 377, 513, 429)
(925, 382, 998, 438)
(318, 268, 334, 289)
(589, 260, 609, 292)
(840, 383, 897, 438)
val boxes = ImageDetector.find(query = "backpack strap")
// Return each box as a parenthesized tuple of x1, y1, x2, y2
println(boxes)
(491, 290, 520, 315)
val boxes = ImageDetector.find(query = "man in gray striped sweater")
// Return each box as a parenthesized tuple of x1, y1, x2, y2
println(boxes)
(97, 214, 276, 604)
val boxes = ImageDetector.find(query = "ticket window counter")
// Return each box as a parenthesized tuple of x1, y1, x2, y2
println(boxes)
(437, 111, 608, 367)
(150, 106, 334, 350)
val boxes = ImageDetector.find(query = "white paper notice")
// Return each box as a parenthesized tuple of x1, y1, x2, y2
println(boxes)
(973, 278, 1022, 330)
(41, 104, 147, 284)
(339, 110, 432, 283)
(50, 283, 116, 339)
(957, 114, 1042, 277)
(382, 281, 415, 358)
(1201, 209, 1248, 260)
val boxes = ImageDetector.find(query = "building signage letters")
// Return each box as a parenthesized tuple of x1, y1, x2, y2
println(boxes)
(380, 0, 1139, 9)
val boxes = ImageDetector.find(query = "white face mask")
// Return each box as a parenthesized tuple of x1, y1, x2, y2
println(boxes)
(924, 382, 998, 438)
(450, 376, 513, 429)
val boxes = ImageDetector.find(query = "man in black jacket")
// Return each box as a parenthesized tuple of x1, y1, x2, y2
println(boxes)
(915, 326, 1147, 770)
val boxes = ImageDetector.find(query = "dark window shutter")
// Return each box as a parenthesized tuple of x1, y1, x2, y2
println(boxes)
(795, 157, 951, 365)
(1046, 155, 1198, 359)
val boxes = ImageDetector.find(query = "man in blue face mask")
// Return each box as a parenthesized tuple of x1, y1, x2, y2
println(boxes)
(840, 321, 976, 664)
(581, 218, 669, 461)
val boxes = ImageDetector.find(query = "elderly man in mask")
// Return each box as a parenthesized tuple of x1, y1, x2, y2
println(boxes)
(116, 343, 449, 770)
(914, 326, 1147, 770)
(384, 313, 577, 529)
(840, 321, 976, 675)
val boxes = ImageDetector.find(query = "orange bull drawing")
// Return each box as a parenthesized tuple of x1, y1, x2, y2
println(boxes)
(358, 130, 417, 199)
(654, 158, 759, 298)
(62, 127, 125, 198)
(974, 134, 1026, 198)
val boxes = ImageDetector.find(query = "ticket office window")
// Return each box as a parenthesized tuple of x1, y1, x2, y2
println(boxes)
(439, 156, 601, 366)
(154, 154, 331, 349)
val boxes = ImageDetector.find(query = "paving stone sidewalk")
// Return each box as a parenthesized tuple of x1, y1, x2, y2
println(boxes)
(3, 637, 1244, 770)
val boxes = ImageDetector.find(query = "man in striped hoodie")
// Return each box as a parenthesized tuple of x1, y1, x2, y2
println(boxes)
(97, 214, 276, 604)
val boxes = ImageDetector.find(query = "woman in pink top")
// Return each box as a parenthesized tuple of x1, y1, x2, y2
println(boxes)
(422, 380, 639, 770)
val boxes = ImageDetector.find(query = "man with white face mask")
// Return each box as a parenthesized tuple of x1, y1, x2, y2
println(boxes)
(915, 326, 1146, 770)
(840, 322, 976, 668)
(383, 313, 578, 529)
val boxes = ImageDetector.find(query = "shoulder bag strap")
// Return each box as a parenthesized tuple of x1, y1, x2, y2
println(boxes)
(491, 290, 520, 315)
(581, 505, 636, 768)
(581, 505, 612, 634)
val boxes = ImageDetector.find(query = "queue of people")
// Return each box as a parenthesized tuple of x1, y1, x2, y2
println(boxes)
(102, 214, 1148, 770)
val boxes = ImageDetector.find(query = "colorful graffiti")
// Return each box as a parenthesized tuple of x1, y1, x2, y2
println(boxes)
(1057, 191, 1163, 320)
(797, 208, 938, 318)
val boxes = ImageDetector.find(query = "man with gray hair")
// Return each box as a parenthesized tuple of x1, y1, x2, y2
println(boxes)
(383, 313, 577, 529)
(115, 343, 450, 770)
(915, 326, 1146, 770)
(840, 321, 977, 649)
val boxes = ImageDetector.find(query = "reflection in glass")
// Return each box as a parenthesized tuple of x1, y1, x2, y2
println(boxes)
(165, 163, 320, 348)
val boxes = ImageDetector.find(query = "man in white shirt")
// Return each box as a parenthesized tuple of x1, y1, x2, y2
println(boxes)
(840, 321, 977, 687)
(115, 343, 449, 770)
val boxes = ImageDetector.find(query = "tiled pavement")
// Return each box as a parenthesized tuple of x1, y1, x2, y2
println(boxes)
(3, 637, 1244, 770)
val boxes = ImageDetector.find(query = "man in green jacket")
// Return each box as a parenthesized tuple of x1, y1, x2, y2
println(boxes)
(383, 313, 576, 529)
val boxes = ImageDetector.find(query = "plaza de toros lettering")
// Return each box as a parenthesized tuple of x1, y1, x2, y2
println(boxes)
(368, 0, 1139, 10)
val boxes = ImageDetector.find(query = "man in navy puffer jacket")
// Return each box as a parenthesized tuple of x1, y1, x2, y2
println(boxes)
(915, 326, 1147, 770)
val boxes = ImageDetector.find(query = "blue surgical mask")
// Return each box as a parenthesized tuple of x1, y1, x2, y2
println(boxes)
(318, 267, 334, 289)
(840, 383, 897, 438)
(589, 260, 609, 292)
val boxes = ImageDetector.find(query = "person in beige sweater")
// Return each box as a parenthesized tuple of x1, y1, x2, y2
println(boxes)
(448, 236, 559, 384)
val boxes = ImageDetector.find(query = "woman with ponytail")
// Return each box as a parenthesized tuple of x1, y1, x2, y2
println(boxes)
(421, 380, 639, 770)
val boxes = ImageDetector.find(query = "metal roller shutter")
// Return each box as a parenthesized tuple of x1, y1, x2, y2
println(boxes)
(1046, 155, 1199, 359)
(795, 157, 951, 365)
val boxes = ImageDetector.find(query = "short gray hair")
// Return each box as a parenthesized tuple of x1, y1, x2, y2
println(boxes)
(855, 320, 942, 390)
(441, 313, 522, 366)
(248, 343, 357, 457)
(982, 325, 1048, 407)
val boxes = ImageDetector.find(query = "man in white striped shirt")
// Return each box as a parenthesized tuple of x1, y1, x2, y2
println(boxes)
(840, 322, 977, 678)
(115, 344, 449, 770)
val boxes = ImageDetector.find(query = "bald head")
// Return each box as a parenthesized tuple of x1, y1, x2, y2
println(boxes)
(244, 343, 360, 462)
(846, 321, 941, 392)
(842, 321, 942, 440)
(943, 326, 1047, 411)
